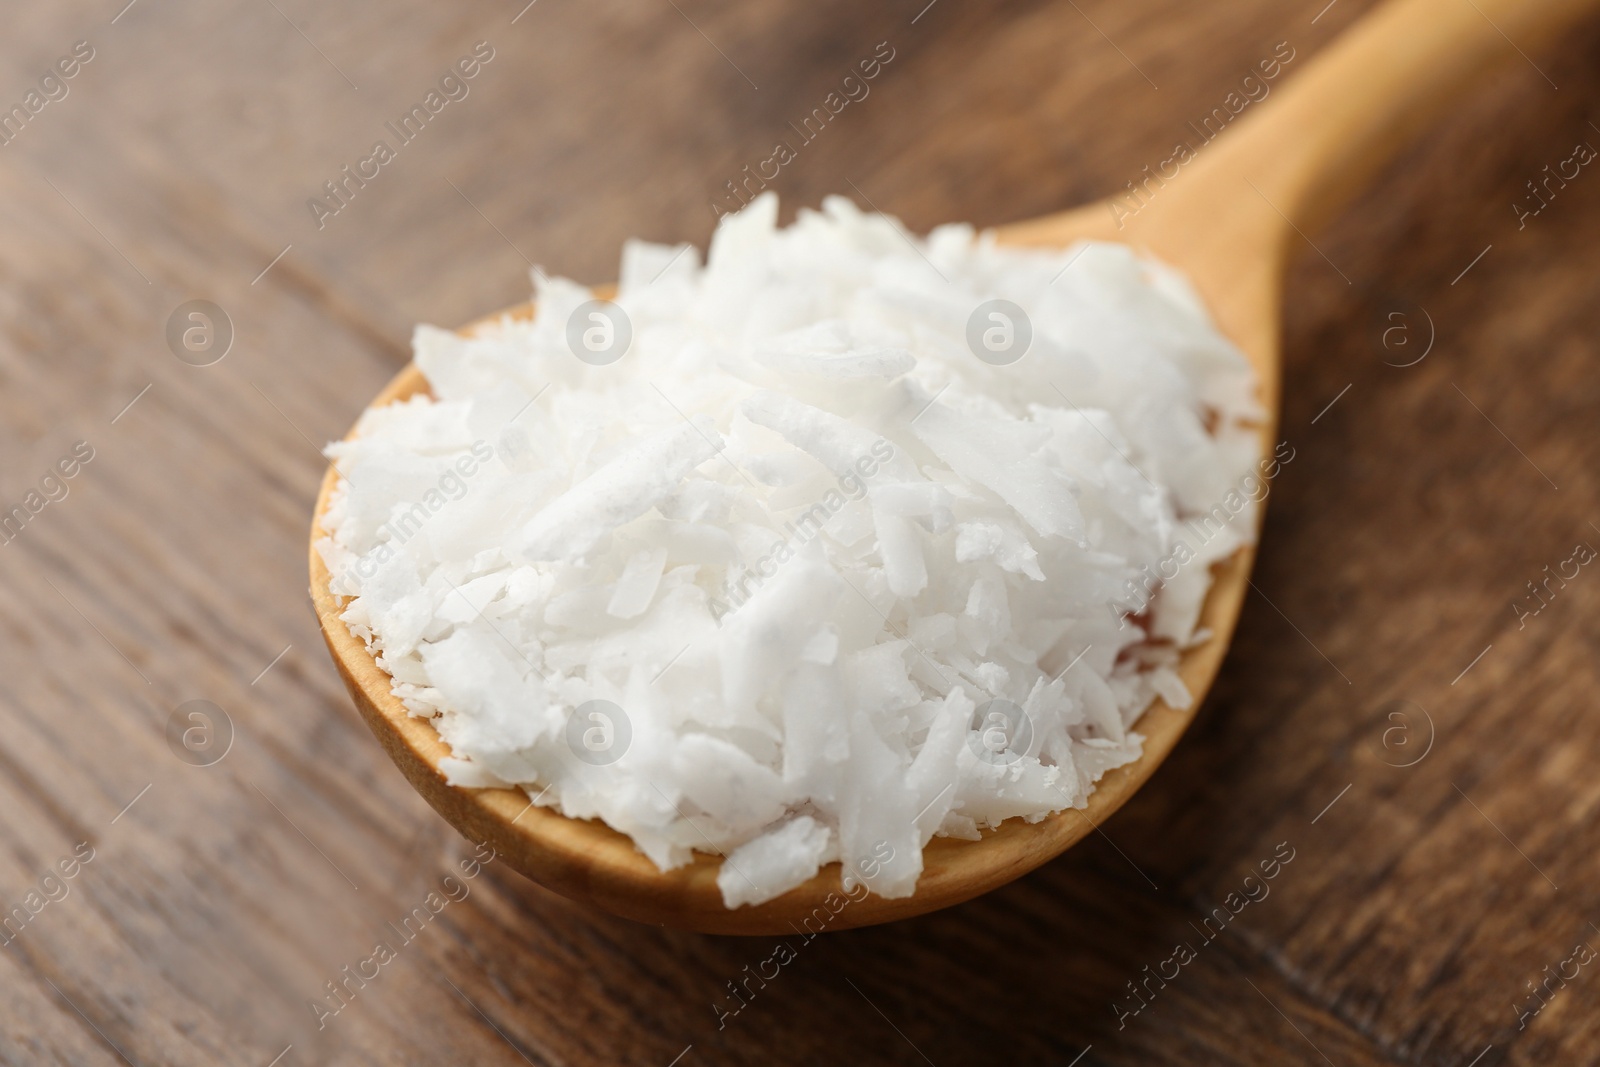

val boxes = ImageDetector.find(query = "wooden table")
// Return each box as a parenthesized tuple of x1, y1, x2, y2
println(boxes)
(3, 0, 1597, 1063)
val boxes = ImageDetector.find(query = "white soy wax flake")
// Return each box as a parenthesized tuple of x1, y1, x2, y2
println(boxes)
(718, 814, 836, 909)
(319, 192, 1259, 909)
(606, 546, 668, 619)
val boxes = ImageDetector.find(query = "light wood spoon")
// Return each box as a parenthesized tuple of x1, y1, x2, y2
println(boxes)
(311, 0, 1593, 933)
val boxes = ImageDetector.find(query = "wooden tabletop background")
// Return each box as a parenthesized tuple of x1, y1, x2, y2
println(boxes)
(2, 0, 1598, 1063)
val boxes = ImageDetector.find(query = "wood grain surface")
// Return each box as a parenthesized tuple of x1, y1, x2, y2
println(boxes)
(2, 0, 1598, 1064)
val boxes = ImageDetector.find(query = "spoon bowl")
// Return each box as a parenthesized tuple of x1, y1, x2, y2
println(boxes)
(312, 0, 1594, 933)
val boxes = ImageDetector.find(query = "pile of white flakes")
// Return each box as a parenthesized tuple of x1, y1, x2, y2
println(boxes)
(318, 193, 1261, 909)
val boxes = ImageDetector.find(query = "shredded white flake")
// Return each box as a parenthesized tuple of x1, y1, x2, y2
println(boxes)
(319, 193, 1261, 909)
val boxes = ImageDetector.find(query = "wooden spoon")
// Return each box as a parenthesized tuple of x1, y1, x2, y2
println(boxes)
(311, 0, 1593, 933)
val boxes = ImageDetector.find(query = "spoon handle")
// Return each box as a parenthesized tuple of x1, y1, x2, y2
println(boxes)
(1188, 0, 1599, 237)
